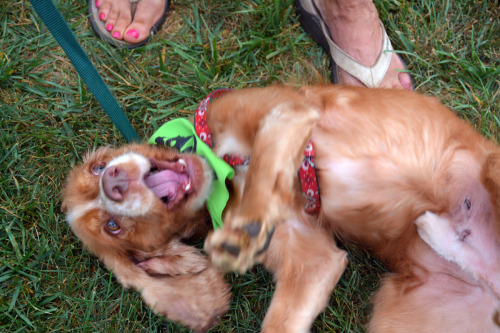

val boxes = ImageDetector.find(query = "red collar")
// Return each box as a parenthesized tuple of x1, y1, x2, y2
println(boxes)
(195, 89, 321, 214)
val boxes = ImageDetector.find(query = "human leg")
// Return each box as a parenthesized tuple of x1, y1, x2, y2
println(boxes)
(296, 0, 413, 89)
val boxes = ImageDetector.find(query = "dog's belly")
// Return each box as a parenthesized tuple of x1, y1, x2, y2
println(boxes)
(316, 152, 417, 243)
(309, 97, 487, 246)
(371, 259, 500, 332)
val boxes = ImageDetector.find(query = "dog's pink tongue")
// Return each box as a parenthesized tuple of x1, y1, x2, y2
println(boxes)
(144, 170, 187, 198)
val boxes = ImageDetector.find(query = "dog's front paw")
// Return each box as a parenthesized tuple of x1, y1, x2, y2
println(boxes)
(205, 219, 275, 273)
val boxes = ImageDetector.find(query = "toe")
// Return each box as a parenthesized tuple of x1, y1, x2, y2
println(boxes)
(112, 11, 132, 40)
(97, 2, 111, 21)
(387, 53, 413, 90)
(103, 3, 119, 31)
(106, 0, 132, 40)
(123, 0, 166, 44)
(398, 72, 413, 90)
(376, 54, 413, 90)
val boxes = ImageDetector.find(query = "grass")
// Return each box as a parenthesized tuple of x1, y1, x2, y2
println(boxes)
(0, 0, 498, 331)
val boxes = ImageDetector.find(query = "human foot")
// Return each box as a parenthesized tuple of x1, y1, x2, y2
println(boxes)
(91, 0, 169, 47)
(295, 0, 413, 89)
(315, 0, 412, 89)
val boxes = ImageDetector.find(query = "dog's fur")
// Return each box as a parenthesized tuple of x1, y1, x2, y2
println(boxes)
(63, 85, 500, 332)
(62, 146, 230, 332)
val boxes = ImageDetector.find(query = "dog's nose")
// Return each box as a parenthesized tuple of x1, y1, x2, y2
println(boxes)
(102, 166, 129, 201)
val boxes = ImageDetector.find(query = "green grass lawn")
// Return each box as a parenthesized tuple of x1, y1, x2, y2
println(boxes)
(1, 0, 498, 331)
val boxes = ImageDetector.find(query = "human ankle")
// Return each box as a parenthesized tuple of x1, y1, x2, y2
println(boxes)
(318, 0, 383, 66)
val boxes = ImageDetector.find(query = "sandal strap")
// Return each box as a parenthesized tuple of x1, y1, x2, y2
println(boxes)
(319, 19, 393, 88)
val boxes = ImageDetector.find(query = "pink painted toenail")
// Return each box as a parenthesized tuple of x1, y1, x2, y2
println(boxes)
(106, 24, 113, 31)
(126, 29, 139, 39)
(112, 32, 120, 38)
(95, 0, 100, 7)
(99, 13, 105, 20)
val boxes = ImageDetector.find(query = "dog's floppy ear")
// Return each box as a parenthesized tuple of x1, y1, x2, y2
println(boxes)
(135, 241, 208, 276)
(482, 152, 500, 238)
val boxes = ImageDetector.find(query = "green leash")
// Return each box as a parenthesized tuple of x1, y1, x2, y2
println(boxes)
(29, 1, 233, 227)
(28, 0, 140, 142)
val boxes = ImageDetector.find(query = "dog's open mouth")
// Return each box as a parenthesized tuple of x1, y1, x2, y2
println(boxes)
(144, 158, 193, 207)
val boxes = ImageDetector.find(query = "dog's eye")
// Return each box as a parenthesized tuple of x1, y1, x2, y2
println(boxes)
(105, 218, 121, 235)
(92, 163, 106, 175)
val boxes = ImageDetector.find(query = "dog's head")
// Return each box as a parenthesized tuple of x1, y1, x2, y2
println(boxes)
(62, 144, 214, 259)
(62, 144, 230, 332)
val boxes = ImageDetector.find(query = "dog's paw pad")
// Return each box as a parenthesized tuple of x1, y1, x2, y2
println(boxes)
(244, 222, 262, 238)
(205, 222, 275, 273)
(221, 243, 241, 257)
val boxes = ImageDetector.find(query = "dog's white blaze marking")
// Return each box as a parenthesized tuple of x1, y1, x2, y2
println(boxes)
(107, 152, 150, 172)
(99, 152, 154, 217)
(66, 199, 101, 225)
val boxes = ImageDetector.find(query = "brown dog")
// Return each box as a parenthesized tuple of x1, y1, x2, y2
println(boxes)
(63, 85, 500, 332)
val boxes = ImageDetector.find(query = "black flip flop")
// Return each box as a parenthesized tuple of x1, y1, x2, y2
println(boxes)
(89, 0, 169, 49)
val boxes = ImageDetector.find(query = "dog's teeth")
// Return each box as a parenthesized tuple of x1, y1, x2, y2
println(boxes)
(179, 159, 187, 168)
(184, 181, 191, 191)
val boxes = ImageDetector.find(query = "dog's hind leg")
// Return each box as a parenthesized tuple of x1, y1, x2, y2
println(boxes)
(261, 219, 347, 333)
(206, 101, 319, 273)
(415, 211, 500, 299)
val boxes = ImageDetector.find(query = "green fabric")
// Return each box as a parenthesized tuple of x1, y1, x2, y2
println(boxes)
(29, 0, 139, 142)
(149, 118, 234, 229)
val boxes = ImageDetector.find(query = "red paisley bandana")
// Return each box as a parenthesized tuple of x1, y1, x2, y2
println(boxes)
(195, 89, 321, 214)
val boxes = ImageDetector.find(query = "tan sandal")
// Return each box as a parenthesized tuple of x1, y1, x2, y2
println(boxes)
(295, 0, 414, 89)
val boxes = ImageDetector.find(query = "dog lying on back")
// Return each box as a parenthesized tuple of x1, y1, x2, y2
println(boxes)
(62, 85, 500, 332)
